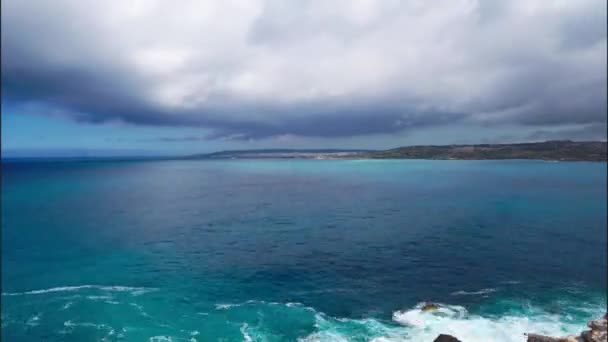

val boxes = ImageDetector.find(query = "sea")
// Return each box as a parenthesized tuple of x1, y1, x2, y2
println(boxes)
(1, 159, 606, 341)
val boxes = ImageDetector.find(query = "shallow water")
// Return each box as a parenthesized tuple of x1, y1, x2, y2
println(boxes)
(2, 159, 606, 341)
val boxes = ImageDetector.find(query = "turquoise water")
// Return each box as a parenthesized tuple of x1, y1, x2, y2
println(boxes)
(2, 159, 606, 341)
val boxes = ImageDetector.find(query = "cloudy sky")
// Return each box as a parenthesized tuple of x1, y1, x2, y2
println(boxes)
(2, 0, 606, 156)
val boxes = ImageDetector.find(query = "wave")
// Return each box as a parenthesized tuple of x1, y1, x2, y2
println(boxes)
(387, 302, 590, 342)
(215, 301, 258, 310)
(241, 323, 253, 342)
(60, 301, 74, 310)
(215, 303, 240, 310)
(450, 288, 497, 296)
(86, 295, 113, 300)
(3, 292, 604, 341)
(215, 299, 315, 311)
(302, 301, 603, 342)
(129, 302, 151, 317)
(1, 285, 157, 296)
(63, 320, 108, 329)
(26, 314, 41, 326)
(222, 300, 605, 342)
(148, 336, 174, 342)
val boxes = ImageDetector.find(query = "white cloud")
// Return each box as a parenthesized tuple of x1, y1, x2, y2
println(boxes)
(2, 0, 606, 138)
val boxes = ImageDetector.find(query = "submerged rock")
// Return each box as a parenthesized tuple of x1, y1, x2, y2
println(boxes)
(433, 334, 461, 342)
(526, 314, 607, 342)
(421, 303, 440, 311)
(525, 333, 581, 342)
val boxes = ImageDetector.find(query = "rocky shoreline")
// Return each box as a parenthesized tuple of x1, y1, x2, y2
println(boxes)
(525, 313, 607, 342)
(430, 312, 607, 342)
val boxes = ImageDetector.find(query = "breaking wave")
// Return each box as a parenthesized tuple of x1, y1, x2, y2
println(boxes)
(217, 300, 605, 342)
(450, 288, 498, 296)
(1, 285, 157, 296)
(3, 292, 605, 341)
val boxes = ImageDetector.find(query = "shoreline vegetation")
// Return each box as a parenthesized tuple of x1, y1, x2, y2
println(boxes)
(188, 140, 607, 162)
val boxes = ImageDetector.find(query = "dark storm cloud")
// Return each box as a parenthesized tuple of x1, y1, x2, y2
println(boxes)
(526, 123, 608, 142)
(2, 0, 606, 140)
(152, 136, 206, 142)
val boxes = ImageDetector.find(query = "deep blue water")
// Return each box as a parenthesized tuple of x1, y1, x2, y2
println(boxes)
(2, 159, 606, 341)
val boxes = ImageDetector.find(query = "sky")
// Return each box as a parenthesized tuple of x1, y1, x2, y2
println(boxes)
(2, 0, 607, 157)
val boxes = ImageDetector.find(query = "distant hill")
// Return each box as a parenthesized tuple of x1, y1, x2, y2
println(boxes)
(185, 141, 606, 161)
(185, 149, 371, 159)
(359, 140, 607, 161)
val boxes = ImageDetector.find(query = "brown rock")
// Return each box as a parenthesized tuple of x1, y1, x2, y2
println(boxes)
(582, 329, 607, 342)
(583, 316, 607, 342)
(587, 318, 607, 331)
(526, 315, 606, 342)
(526, 333, 561, 342)
(525, 333, 582, 342)
(421, 303, 440, 311)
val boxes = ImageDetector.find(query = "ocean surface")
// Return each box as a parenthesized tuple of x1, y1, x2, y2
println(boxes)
(2, 159, 606, 341)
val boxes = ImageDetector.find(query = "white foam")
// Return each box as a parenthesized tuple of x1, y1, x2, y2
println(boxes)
(241, 323, 253, 342)
(451, 288, 498, 296)
(148, 336, 173, 342)
(214, 299, 274, 310)
(215, 303, 237, 310)
(389, 302, 600, 342)
(26, 314, 41, 326)
(297, 301, 605, 342)
(86, 295, 112, 300)
(129, 302, 144, 310)
(2, 285, 157, 296)
(63, 320, 108, 330)
(11, 295, 601, 342)
(129, 302, 150, 317)
(299, 311, 403, 342)
(392, 302, 467, 326)
(298, 331, 350, 342)
(116, 328, 127, 339)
